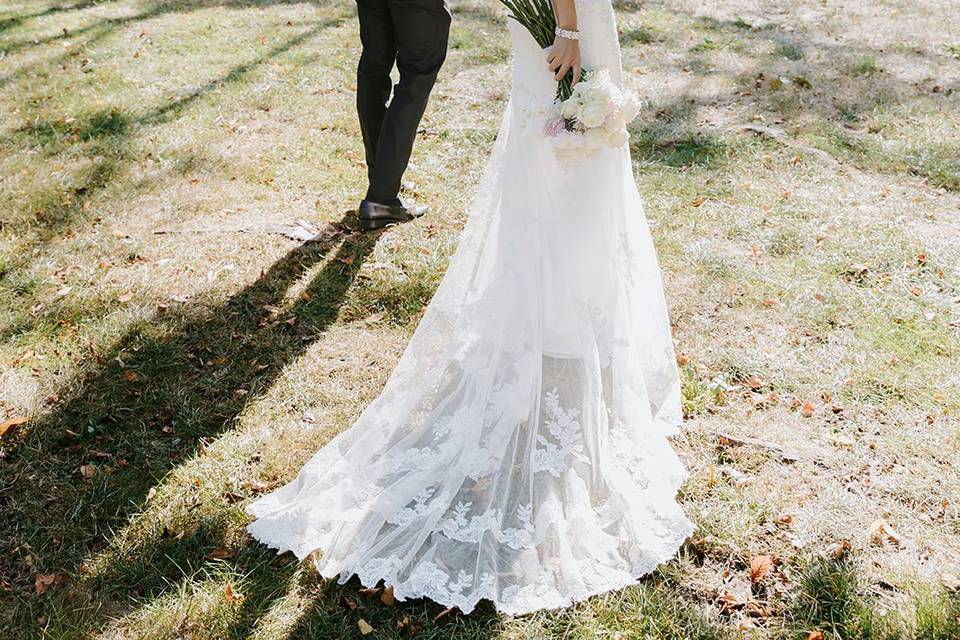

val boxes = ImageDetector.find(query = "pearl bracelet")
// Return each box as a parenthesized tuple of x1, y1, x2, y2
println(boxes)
(555, 26, 581, 40)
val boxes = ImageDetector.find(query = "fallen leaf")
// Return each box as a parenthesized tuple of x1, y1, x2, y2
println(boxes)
(340, 595, 358, 609)
(0, 415, 29, 438)
(122, 370, 140, 383)
(225, 583, 245, 604)
(380, 585, 395, 606)
(79, 464, 97, 479)
(357, 619, 373, 635)
(745, 376, 763, 390)
(34, 573, 58, 595)
(396, 614, 421, 633)
(205, 547, 235, 560)
(716, 590, 741, 614)
(801, 402, 815, 418)
(750, 555, 776, 583)
(868, 519, 902, 546)
(807, 631, 825, 640)
(744, 599, 771, 617)
(828, 539, 853, 559)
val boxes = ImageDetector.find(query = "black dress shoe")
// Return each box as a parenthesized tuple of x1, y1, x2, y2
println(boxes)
(358, 198, 429, 231)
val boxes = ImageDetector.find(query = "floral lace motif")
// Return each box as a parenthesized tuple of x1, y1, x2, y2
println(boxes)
(387, 487, 442, 526)
(438, 502, 536, 549)
(533, 388, 590, 477)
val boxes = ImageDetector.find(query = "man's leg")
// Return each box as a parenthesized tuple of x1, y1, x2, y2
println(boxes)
(356, 0, 397, 188)
(366, 0, 450, 206)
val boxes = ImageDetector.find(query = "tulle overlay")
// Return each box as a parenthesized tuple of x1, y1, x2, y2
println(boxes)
(246, 0, 694, 615)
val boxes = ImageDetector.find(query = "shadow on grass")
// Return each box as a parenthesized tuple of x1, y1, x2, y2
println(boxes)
(783, 555, 960, 640)
(620, 6, 959, 188)
(629, 97, 730, 170)
(3, 14, 342, 232)
(0, 215, 387, 635)
(0, 12, 347, 335)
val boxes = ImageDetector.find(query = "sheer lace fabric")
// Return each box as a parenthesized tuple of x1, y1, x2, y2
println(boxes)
(247, 0, 693, 615)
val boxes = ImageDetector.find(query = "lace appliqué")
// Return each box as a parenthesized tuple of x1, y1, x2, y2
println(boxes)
(533, 388, 590, 477)
(438, 502, 536, 549)
(388, 487, 440, 526)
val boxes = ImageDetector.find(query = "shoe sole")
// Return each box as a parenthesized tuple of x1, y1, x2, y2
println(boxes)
(358, 216, 414, 232)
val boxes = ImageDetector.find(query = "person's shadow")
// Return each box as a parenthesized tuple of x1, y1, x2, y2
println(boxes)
(1, 212, 437, 633)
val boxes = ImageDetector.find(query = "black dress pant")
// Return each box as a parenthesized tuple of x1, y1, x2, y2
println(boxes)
(356, 0, 451, 205)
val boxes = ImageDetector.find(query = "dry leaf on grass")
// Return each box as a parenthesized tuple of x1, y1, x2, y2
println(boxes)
(34, 573, 66, 595)
(396, 614, 421, 633)
(0, 416, 29, 438)
(868, 519, 902, 546)
(801, 402, 815, 417)
(828, 540, 853, 559)
(716, 590, 741, 614)
(750, 555, 776, 583)
(744, 599, 771, 618)
(357, 618, 374, 635)
(807, 631, 825, 640)
(205, 547, 235, 560)
(225, 583, 245, 604)
(380, 585, 395, 606)
(79, 464, 97, 480)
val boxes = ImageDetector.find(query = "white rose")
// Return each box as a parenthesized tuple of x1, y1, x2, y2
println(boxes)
(559, 96, 581, 120)
(619, 91, 641, 122)
(579, 101, 609, 128)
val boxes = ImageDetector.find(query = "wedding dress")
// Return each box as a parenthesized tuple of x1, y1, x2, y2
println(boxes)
(246, 0, 693, 614)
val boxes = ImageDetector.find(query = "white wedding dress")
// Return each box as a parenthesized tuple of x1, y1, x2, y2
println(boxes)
(246, 0, 693, 615)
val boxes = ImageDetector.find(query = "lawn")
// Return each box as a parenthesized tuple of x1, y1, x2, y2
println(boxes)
(1, 0, 959, 638)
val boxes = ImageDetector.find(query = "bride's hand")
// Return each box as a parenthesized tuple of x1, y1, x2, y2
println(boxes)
(547, 35, 582, 85)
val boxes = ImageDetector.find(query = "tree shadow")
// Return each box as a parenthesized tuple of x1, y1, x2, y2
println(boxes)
(622, 5, 959, 186)
(0, 215, 386, 632)
(0, 13, 347, 332)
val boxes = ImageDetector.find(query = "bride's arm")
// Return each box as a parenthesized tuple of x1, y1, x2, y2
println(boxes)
(547, 0, 582, 84)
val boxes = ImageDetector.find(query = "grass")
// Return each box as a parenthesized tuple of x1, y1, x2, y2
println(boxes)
(1, 0, 960, 638)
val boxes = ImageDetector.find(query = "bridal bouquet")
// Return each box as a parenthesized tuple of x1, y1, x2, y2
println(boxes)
(544, 70, 641, 155)
(498, 0, 641, 155)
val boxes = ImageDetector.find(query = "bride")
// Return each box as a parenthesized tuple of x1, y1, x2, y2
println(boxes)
(246, 0, 693, 615)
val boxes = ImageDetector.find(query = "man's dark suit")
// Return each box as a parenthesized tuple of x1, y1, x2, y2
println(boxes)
(356, 0, 451, 206)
